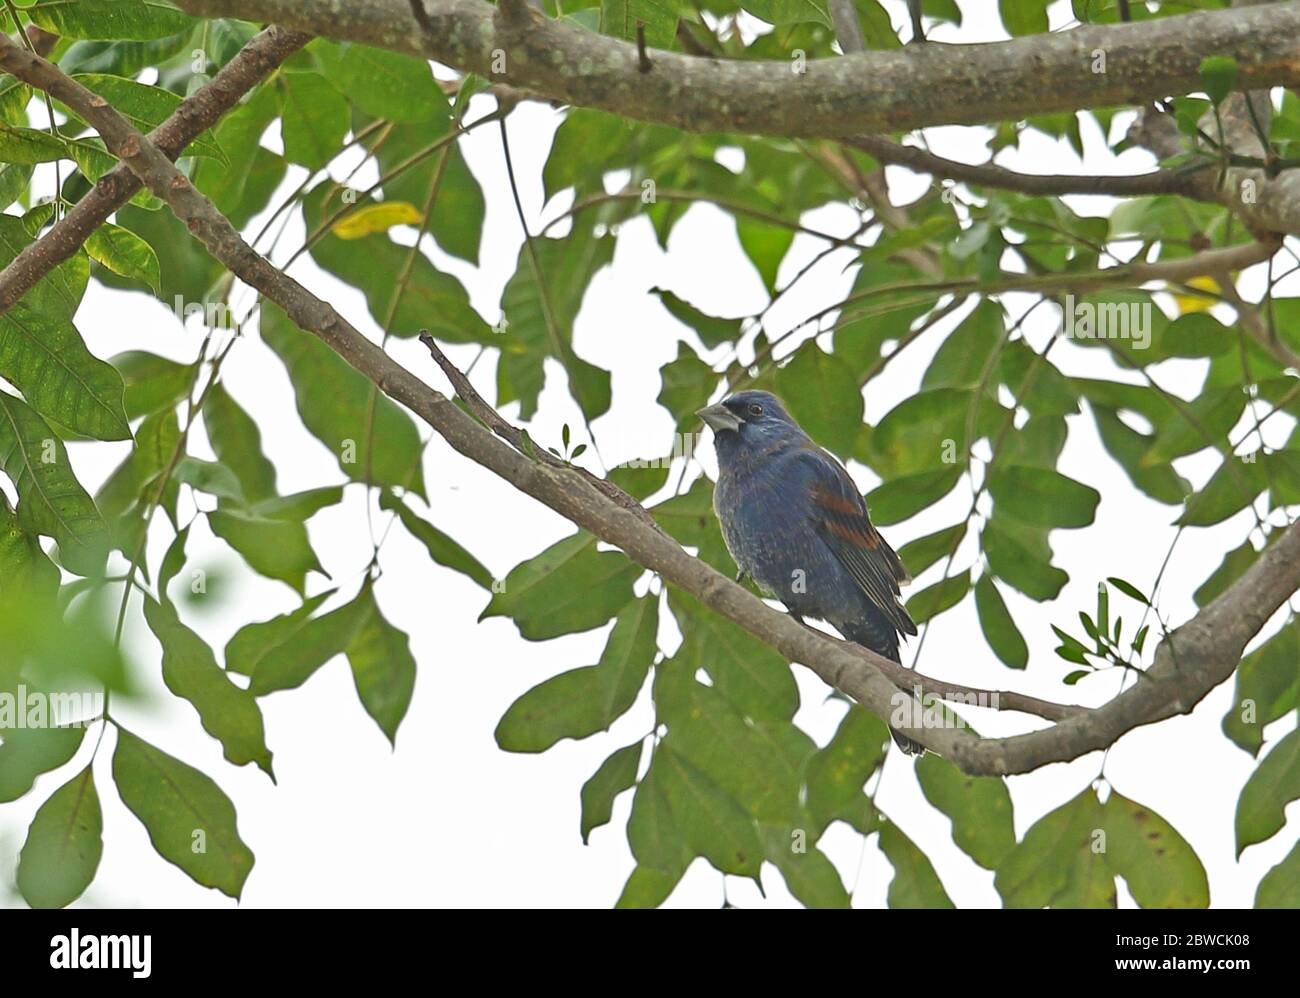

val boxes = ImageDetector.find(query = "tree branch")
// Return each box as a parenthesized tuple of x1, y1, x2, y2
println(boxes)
(0, 24, 309, 316)
(173, 0, 1300, 140)
(848, 134, 1209, 199)
(9, 33, 1299, 776)
(1129, 95, 1300, 237)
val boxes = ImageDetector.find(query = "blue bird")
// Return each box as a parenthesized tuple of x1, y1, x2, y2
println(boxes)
(697, 390, 923, 754)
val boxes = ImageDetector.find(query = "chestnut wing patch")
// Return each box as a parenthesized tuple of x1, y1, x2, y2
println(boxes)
(806, 461, 916, 637)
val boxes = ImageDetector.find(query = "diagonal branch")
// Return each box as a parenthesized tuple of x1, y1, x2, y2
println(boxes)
(0, 24, 309, 316)
(9, 32, 1299, 776)
(174, 0, 1300, 141)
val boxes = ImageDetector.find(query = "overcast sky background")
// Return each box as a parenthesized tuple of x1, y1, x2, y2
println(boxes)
(2, 0, 1297, 908)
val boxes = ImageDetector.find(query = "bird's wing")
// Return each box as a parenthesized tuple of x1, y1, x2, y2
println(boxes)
(798, 446, 917, 637)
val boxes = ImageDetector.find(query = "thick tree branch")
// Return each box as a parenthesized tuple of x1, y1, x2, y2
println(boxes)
(174, 0, 1300, 140)
(0, 24, 309, 316)
(10, 35, 1299, 776)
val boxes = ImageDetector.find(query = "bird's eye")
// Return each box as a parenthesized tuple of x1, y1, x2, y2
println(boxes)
(749, 403, 763, 416)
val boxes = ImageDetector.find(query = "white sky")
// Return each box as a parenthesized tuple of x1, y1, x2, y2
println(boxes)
(1, 1, 1297, 908)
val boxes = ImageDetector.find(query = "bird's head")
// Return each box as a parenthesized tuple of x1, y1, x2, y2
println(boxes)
(696, 390, 804, 461)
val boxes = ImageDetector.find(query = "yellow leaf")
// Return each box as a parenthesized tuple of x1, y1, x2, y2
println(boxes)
(1172, 275, 1222, 315)
(331, 201, 423, 240)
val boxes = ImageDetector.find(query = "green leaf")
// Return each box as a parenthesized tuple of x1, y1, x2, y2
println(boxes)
(626, 760, 692, 883)
(317, 42, 445, 124)
(922, 299, 1004, 389)
(191, 80, 284, 230)
(983, 517, 1068, 602)
(999, 0, 1049, 34)
(1104, 790, 1209, 908)
(651, 287, 743, 349)
(17, 765, 102, 909)
(0, 162, 33, 207)
(277, 71, 348, 171)
(158, 520, 188, 596)
(481, 532, 641, 640)
(1178, 456, 1266, 527)
(0, 392, 109, 576)
(0, 724, 85, 804)
(96, 407, 178, 539)
(740, 0, 830, 30)
(878, 820, 955, 908)
(71, 74, 224, 162)
(0, 302, 130, 441)
(208, 508, 322, 595)
(1199, 55, 1239, 105)
(615, 864, 683, 908)
(974, 573, 1028, 669)
(246, 592, 368, 695)
(253, 487, 344, 522)
(600, 0, 678, 49)
(174, 457, 245, 505)
(761, 824, 850, 908)
(57, 29, 196, 76)
(0, 214, 127, 440)
(345, 583, 417, 744)
(988, 464, 1100, 529)
(112, 350, 192, 420)
(377, 491, 493, 589)
(26, 0, 197, 39)
(1144, 387, 1246, 466)
(495, 596, 658, 751)
(866, 466, 963, 526)
(112, 727, 255, 899)
(1235, 726, 1300, 856)
(0, 216, 88, 320)
(916, 752, 1015, 869)
(1256, 839, 1300, 907)
(260, 300, 427, 496)
(364, 115, 483, 266)
(736, 216, 792, 291)
(906, 568, 970, 625)
(657, 342, 715, 431)
(0, 125, 67, 164)
(201, 382, 278, 503)
(653, 744, 763, 879)
(580, 741, 643, 844)
(84, 221, 161, 293)
(669, 588, 799, 720)
(805, 705, 888, 835)
(872, 389, 991, 478)
(1223, 623, 1300, 755)
(1106, 576, 1151, 606)
(302, 184, 489, 341)
(142, 596, 274, 778)
(897, 522, 965, 578)
(652, 478, 733, 572)
(0, 492, 60, 605)
(775, 344, 862, 455)
(996, 786, 1107, 908)
(498, 227, 615, 420)
(224, 590, 335, 677)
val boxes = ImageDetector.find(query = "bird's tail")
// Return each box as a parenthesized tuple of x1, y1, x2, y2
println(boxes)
(840, 620, 925, 756)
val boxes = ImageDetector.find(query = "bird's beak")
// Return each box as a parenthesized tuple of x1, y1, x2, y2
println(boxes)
(697, 403, 742, 434)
